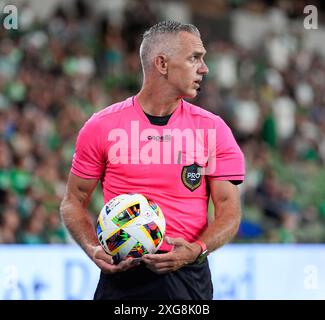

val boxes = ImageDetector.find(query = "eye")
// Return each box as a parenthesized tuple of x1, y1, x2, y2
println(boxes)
(190, 55, 200, 62)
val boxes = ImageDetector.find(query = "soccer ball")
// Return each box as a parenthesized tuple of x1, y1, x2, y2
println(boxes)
(96, 193, 166, 264)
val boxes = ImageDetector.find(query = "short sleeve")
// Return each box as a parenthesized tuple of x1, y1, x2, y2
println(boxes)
(207, 117, 245, 182)
(71, 116, 105, 179)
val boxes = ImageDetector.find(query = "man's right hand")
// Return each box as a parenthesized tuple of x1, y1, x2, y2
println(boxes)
(91, 245, 140, 274)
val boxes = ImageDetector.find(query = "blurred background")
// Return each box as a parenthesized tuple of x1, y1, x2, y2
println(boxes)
(0, 0, 325, 299)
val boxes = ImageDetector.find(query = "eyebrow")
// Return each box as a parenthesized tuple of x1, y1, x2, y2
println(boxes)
(191, 50, 206, 57)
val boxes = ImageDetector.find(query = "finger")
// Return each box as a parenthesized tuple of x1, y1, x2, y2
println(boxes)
(143, 256, 176, 270)
(145, 261, 174, 270)
(129, 258, 142, 267)
(145, 264, 157, 273)
(117, 258, 141, 271)
(143, 252, 173, 262)
(101, 260, 132, 274)
(97, 260, 121, 273)
(96, 256, 140, 273)
(95, 253, 114, 265)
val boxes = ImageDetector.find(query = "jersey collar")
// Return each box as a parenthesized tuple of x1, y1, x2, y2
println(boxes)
(132, 95, 183, 126)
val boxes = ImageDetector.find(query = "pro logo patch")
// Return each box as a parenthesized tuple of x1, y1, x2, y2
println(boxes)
(181, 163, 202, 191)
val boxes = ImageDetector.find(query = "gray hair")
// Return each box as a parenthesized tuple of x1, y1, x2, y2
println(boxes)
(140, 21, 200, 73)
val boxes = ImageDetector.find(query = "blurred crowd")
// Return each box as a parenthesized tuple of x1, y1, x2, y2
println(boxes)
(0, 0, 325, 244)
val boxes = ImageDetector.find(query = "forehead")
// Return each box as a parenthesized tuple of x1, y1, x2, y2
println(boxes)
(176, 31, 206, 54)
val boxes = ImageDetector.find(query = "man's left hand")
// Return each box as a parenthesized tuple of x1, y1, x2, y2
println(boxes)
(142, 236, 201, 274)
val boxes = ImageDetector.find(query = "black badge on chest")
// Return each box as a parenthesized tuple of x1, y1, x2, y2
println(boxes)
(181, 163, 203, 192)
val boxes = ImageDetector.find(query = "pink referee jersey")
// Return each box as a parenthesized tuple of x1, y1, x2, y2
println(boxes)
(71, 96, 245, 251)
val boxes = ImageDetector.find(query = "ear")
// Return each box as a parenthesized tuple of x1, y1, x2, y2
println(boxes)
(154, 55, 168, 75)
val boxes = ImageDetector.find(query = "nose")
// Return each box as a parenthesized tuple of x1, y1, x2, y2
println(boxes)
(199, 60, 209, 75)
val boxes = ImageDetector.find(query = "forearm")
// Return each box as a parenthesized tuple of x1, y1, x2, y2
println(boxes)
(60, 197, 99, 259)
(199, 193, 241, 253)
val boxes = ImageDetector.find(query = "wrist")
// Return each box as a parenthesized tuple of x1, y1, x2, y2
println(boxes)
(191, 241, 202, 261)
(193, 240, 209, 264)
(194, 240, 207, 253)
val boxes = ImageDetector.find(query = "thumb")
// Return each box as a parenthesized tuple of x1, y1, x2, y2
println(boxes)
(93, 246, 114, 265)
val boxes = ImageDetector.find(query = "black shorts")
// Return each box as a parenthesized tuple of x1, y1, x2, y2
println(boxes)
(94, 258, 213, 300)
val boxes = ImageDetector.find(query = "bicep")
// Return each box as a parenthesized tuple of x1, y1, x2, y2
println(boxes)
(64, 172, 99, 208)
(208, 179, 241, 219)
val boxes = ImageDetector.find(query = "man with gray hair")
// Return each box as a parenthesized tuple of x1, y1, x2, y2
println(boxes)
(61, 20, 245, 300)
(140, 21, 200, 72)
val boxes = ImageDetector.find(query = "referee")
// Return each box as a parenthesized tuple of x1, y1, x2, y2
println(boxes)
(60, 21, 245, 300)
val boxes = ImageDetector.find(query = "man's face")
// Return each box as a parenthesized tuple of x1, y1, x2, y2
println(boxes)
(167, 31, 209, 99)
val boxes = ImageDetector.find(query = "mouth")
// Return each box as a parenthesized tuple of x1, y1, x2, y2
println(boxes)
(194, 80, 202, 90)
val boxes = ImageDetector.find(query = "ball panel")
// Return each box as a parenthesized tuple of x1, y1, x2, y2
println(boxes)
(111, 203, 141, 228)
(142, 222, 163, 248)
(106, 228, 131, 255)
(127, 241, 149, 258)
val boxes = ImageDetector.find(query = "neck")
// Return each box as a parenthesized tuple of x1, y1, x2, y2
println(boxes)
(137, 83, 181, 116)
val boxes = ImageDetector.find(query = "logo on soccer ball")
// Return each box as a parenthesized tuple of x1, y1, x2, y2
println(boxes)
(181, 163, 202, 191)
(144, 211, 152, 219)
